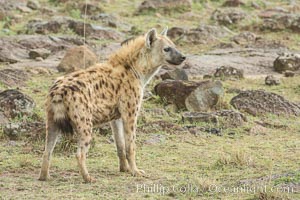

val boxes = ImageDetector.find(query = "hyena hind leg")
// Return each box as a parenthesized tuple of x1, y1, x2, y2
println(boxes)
(38, 124, 59, 181)
(75, 124, 95, 183)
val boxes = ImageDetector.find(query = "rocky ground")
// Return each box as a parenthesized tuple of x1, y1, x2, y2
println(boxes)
(0, 0, 300, 199)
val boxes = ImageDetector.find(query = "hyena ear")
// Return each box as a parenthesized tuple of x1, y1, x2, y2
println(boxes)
(146, 28, 157, 49)
(161, 27, 168, 36)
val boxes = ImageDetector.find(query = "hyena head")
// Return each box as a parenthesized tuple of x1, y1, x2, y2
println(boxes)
(145, 27, 186, 67)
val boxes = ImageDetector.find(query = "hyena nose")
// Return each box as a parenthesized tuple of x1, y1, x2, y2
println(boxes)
(181, 56, 186, 62)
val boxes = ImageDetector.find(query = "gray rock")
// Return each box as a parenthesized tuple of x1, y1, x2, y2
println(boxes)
(182, 110, 246, 128)
(185, 81, 224, 112)
(284, 70, 295, 77)
(222, 0, 245, 7)
(213, 66, 244, 80)
(0, 89, 35, 121)
(27, 0, 40, 10)
(184, 47, 287, 78)
(265, 75, 280, 86)
(137, 0, 192, 14)
(274, 53, 300, 73)
(161, 68, 188, 80)
(260, 14, 300, 33)
(230, 90, 300, 116)
(0, 69, 28, 87)
(154, 80, 224, 112)
(168, 25, 230, 44)
(29, 48, 51, 59)
(182, 112, 218, 124)
(212, 8, 246, 25)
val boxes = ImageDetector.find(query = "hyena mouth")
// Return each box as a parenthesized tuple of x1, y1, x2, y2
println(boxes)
(167, 58, 186, 65)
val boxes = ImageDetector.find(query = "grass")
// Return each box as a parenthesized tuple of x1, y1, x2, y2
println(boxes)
(1, 74, 299, 199)
(0, 0, 300, 199)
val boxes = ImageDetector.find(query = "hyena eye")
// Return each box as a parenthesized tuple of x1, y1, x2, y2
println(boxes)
(163, 47, 171, 52)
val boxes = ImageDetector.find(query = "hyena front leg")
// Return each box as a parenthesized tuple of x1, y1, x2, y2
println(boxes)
(75, 120, 94, 183)
(39, 121, 59, 181)
(110, 119, 130, 172)
(120, 101, 146, 177)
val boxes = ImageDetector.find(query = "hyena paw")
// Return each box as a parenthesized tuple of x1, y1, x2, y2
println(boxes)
(84, 175, 96, 183)
(131, 169, 147, 177)
(38, 172, 50, 181)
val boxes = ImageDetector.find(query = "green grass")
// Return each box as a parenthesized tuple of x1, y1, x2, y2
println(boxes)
(1, 0, 300, 199)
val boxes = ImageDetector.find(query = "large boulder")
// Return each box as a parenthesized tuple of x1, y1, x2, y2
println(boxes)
(137, 0, 192, 14)
(230, 90, 300, 116)
(154, 80, 224, 112)
(273, 53, 300, 73)
(0, 90, 35, 124)
(57, 45, 98, 73)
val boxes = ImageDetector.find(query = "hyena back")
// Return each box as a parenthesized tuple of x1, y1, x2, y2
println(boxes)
(38, 28, 186, 183)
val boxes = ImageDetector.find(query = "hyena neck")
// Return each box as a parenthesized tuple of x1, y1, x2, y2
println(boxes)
(108, 37, 162, 88)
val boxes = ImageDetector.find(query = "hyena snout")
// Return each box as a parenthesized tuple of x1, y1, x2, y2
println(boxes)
(167, 48, 186, 65)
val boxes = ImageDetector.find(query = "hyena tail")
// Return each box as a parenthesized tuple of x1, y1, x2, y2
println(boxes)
(51, 94, 73, 134)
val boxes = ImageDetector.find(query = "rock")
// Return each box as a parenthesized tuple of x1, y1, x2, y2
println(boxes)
(167, 25, 230, 44)
(0, 7, 6, 21)
(80, 2, 103, 15)
(26, 17, 70, 34)
(215, 110, 247, 127)
(68, 20, 124, 41)
(161, 68, 188, 80)
(213, 66, 244, 80)
(182, 112, 218, 123)
(3, 121, 45, 140)
(0, 69, 28, 87)
(17, 5, 32, 13)
(284, 70, 295, 77)
(0, 112, 9, 124)
(57, 45, 98, 73)
(273, 53, 300, 73)
(0, 90, 35, 121)
(260, 14, 300, 33)
(265, 75, 280, 86)
(182, 110, 246, 128)
(137, 0, 192, 14)
(203, 74, 212, 79)
(222, 0, 245, 7)
(230, 90, 300, 116)
(155, 80, 224, 112)
(29, 48, 51, 59)
(167, 27, 186, 39)
(212, 8, 246, 25)
(231, 32, 257, 45)
(184, 47, 286, 78)
(26, 18, 124, 41)
(251, 2, 260, 9)
(27, 0, 40, 10)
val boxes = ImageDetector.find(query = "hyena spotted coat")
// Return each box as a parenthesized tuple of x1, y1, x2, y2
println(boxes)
(39, 28, 186, 183)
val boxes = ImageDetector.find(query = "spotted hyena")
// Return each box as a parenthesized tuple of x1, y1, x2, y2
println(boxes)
(38, 28, 186, 183)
